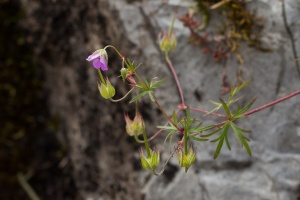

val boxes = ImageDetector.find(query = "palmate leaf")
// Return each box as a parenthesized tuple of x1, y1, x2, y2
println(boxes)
(229, 122, 252, 156)
(150, 77, 167, 89)
(129, 91, 148, 103)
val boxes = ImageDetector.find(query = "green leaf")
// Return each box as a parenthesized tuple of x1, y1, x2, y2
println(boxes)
(185, 113, 195, 130)
(190, 135, 209, 142)
(233, 97, 257, 118)
(210, 100, 221, 106)
(214, 136, 224, 159)
(148, 91, 155, 102)
(235, 126, 251, 133)
(164, 130, 177, 150)
(143, 78, 151, 88)
(157, 125, 177, 130)
(230, 80, 250, 98)
(186, 106, 191, 119)
(206, 101, 222, 116)
(150, 77, 166, 89)
(227, 96, 244, 106)
(210, 135, 222, 143)
(239, 134, 252, 156)
(125, 59, 141, 71)
(230, 122, 252, 156)
(224, 132, 231, 150)
(220, 98, 231, 118)
(213, 123, 230, 159)
(190, 125, 214, 134)
(173, 111, 178, 125)
(200, 127, 222, 137)
(193, 120, 203, 129)
(129, 91, 148, 103)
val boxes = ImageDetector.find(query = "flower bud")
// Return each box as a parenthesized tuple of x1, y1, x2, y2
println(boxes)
(140, 148, 160, 171)
(120, 68, 128, 82)
(98, 78, 115, 99)
(159, 32, 177, 52)
(124, 111, 143, 136)
(176, 147, 196, 172)
(126, 75, 137, 87)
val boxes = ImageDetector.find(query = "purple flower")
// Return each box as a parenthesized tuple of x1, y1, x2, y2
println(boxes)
(86, 49, 108, 71)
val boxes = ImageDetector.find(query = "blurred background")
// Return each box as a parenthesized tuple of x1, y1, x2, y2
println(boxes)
(1, 0, 300, 200)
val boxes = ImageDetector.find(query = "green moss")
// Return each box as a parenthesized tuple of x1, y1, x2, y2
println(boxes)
(189, 0, 270, 63)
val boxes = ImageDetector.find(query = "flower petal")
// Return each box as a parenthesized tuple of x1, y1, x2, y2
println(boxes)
(99, 56, 108, 71)
(93, 58, 102, 69)
(86, 52, 100, 61)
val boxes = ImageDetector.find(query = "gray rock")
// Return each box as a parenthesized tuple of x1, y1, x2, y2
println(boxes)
(22, 0, 300, 199)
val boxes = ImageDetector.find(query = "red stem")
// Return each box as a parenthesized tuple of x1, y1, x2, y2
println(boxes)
(165, 53, 186, 106)
(243, 89, 300, 116)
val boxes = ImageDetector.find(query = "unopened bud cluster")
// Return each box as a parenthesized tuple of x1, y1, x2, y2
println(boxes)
(176, 147, 196, 172)
(124, 112, 144, 136)
(140, 149, 160, 171)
